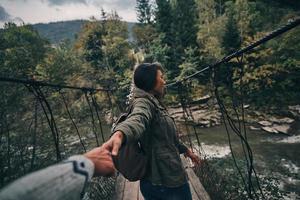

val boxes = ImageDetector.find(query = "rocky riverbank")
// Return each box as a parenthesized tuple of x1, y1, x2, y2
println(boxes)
(168, 102, 300, 136)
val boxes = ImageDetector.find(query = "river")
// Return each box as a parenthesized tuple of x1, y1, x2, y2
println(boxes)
(185, 123, 300, 199)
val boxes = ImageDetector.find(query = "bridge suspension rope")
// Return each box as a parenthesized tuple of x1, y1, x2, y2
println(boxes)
(0, 77, 112, 92)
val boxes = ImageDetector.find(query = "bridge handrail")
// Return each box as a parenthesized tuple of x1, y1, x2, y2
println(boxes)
(0, 77, 112, 92)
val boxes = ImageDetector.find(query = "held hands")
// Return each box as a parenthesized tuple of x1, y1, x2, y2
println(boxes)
(84, 146, 115, 177)
(184, 148, 201, 166)
(84, 131, 124, 177)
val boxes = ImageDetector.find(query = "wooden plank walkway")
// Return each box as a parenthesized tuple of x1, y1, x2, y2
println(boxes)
(112, 156, 210, 200)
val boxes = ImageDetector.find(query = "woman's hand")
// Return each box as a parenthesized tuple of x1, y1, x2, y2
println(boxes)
(102, 131, 124, 156)
(184, 149, 201, 166)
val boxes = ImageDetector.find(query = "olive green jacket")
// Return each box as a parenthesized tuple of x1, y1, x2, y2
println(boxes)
(114, 88, 188, 187)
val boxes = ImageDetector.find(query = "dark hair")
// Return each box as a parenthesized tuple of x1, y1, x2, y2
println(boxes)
(134, 63, 163, 92)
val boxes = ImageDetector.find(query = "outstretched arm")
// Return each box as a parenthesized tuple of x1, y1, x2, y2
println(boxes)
(105, 98, 154, 156)
(0, 146, 115, 200)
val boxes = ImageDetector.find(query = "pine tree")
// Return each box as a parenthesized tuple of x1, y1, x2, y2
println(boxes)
(136, 0, 153, 24)
(83, 23, 105, 69)
(172, 0, 199, 78)
(220, 11, 241, 94)
(154, 0, 179, 79)
(155, 0, 173, 45)
(173, 0, 198, 49)
(101, 8, 107, 21)
(222, 12, 241, 54)
(153, 0, 200, 80)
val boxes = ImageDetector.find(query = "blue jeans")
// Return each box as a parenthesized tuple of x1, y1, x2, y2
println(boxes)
(140, 180, 192, 200)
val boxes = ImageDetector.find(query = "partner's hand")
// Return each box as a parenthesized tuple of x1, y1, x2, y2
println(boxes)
(84, 146, 115, 177)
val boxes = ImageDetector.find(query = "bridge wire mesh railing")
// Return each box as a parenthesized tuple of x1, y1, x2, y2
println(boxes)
(0, 79, 117, 199)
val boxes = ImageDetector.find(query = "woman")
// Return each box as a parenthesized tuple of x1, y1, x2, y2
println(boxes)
(104, 63, 200, 200)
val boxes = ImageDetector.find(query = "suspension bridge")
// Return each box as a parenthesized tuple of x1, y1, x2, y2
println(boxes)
(0, 18, 299, 200)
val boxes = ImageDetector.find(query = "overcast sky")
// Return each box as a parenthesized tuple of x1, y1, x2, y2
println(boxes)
(0, 0, 137, 27)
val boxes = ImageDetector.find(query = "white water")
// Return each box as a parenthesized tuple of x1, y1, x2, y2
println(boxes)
(276, 135, 300, 144)
(193, 142, 231, 159)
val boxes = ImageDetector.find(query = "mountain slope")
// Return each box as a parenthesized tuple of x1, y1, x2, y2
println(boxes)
(33, 20, 86, 44)
(33, 20, 136, 44)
